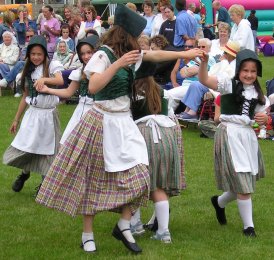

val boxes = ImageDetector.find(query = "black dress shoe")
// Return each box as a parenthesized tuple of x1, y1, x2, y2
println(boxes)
(143, 217, 158, 232)
(211, 196, 227, 225)
(243, 227, 256, 237)
(12, 172, 30, 192)
(112, 224, 142, 254)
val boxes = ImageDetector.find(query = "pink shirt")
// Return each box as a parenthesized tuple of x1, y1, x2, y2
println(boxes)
(40, 17, 60, 44)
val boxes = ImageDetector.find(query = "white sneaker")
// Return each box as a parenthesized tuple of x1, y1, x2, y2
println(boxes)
(82, 239, 96, 252)
(151, 230, 172, 243)
(14, 93, 22, 98)
(130, 220, 145, 236)
(0, 78, 8, 87)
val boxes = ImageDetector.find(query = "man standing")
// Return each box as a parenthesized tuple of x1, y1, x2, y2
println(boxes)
(173, 0, 197, 49)
(247, 10, 259, 51)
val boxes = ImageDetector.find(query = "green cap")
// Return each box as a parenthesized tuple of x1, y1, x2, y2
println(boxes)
(135, 62, 156, 79)
(26, 35, 48, 59)
(235, 49, 262, 79)
(76, 35, 99, 63)
(114, 4, 147, 37)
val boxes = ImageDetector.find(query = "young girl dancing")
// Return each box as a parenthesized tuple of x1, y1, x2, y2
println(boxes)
(36, 4, 202, 254)
(36, 35, 99, 144)
(199, 48, 268, 237)
(3, 35, 64, 194)
(131, 61, 186, 243)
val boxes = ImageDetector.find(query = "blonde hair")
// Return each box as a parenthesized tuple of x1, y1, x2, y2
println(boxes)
(126, 2, 137, 12)
(17, 5, 28, 13)
(218, 22, 231, 34)
(228, 4, 245, 19)
(138, 35, 150, 46)
(2, 11, 14, 25)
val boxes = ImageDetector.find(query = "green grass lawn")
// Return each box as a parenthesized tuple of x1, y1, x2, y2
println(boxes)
(0, 55, 274, 259)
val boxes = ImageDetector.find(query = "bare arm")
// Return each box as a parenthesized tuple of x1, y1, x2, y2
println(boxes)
(142, 48, 202, 63)
(36, 80, 80, 98)
(34, 71, 64, 89)
(10, 91, 28, 134)
(198, 54, 218, 90)
(170, 59, 180, 87)
(180, 64, 199, 78)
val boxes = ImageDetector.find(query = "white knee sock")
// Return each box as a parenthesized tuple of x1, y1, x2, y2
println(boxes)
(155, 200, 169, 234)
(118, 218, 135, 243)
(218, 191, 237, 208)
(130, 208, 141, 226)
(237, 198, 254, 229)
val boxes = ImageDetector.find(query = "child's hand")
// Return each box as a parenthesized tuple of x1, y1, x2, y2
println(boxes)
(10, 121, 19, 134)
(254, 112, 268, 125)
(200, 51, 209, 63)
(36, 84, 49, 93)
(116, 50, 141, 68)
(34, 78, 45, 90)
(184, 48, 203, 60)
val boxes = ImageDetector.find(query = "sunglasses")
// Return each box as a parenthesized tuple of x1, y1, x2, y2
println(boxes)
(198, 46, 206, 49)
(85, 11, 91, 14)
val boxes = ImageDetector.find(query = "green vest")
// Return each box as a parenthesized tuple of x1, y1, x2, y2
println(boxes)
(221, 80, 258, 119)
(94, 47, 135, 101)
(131, 89, 168, 121)
(79, 78, 93, 99)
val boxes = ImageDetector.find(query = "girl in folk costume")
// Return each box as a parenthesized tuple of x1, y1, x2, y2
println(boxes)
(36, 4, 202, 254)
(36, 35, 99, 144)
(130, 62, 186, 243)
(3, 35, 64, 194)
(199, 49, 269, 237)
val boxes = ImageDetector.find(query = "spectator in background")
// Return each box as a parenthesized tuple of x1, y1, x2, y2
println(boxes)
(0, 11, 16, 44)
(52, 41, 74, 67)
(209, 22, 230, 62)
(13, 5, 37, 57)
(126, 2, 137, 12)
(77, 5, 102, 40)
(194, 6, 204, 39)
(173, 0, 197, 48)
(56, 24, 75, 52)
(142, 0, 156, 37)
(159, 5, 176, 46)
(0, 31, 20, 84)
(187, 2, 196, 17)
(63, 5, 73, 24)
(40, 5, 61, 59)
(138, 35, 150, 50)
(247, 10, 259, 52)
(229, 4, 254, 51)
(69, 8, 82, 41)
(206, 0, 231, 37)
(151, 0, 170, 37)
(107, 15, 114, 30)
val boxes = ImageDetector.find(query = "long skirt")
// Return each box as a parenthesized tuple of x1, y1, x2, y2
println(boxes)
(137, 118, 185, 197)
(3, 109, 61, 176)
(36, 108, 150, 217)
(214, 124, 265, 194)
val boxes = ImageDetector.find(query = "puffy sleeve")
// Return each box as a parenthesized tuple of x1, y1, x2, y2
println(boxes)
(255, 96, 270, 114)
(84, 50, 110, 79)
(68, 68, 82, 82)
(49, 60, 64, 75)
(216, 75, 233, 95)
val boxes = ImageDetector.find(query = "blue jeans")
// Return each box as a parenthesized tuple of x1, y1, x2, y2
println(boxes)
(0, 63, 10, 78)
(4, 61, 25, 83)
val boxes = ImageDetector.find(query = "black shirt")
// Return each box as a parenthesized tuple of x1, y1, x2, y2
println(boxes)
(247, 15, 258, 31)
(159, 19, 176, 46)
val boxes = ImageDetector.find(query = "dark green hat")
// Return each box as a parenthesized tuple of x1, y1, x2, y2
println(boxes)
(136, 62, 156, 79)
(26, 35, 48, 59)
(76, 35, 99, 63)
(114, 4, 147, 37)
(235, 49, 262, 79)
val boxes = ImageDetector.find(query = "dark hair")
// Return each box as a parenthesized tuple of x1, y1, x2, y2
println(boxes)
(165, 4, 174, 12)
(21, 45, 50, 92)
(43, 5, 53, 13)
(61, 23, 70, 34)
(142, 0, 154, 11)
(150, 35, 169, 49)
(251, 10, 256, 14)
(175, 0, 186, 11)
(133, 77, 162, 114)
(101, 26, 140, 58)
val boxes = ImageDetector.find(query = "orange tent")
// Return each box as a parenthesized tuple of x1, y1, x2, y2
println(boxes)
(0, 4, 33, 21)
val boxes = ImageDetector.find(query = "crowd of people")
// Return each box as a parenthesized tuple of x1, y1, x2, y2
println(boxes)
(1, 0, 272, 255)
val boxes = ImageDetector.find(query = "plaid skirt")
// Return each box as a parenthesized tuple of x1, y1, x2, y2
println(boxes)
(3, 109, 61, 176)
(36, 108, 150, 217)
(137, 117, 185, 197)
(214, 124, 265, 194)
